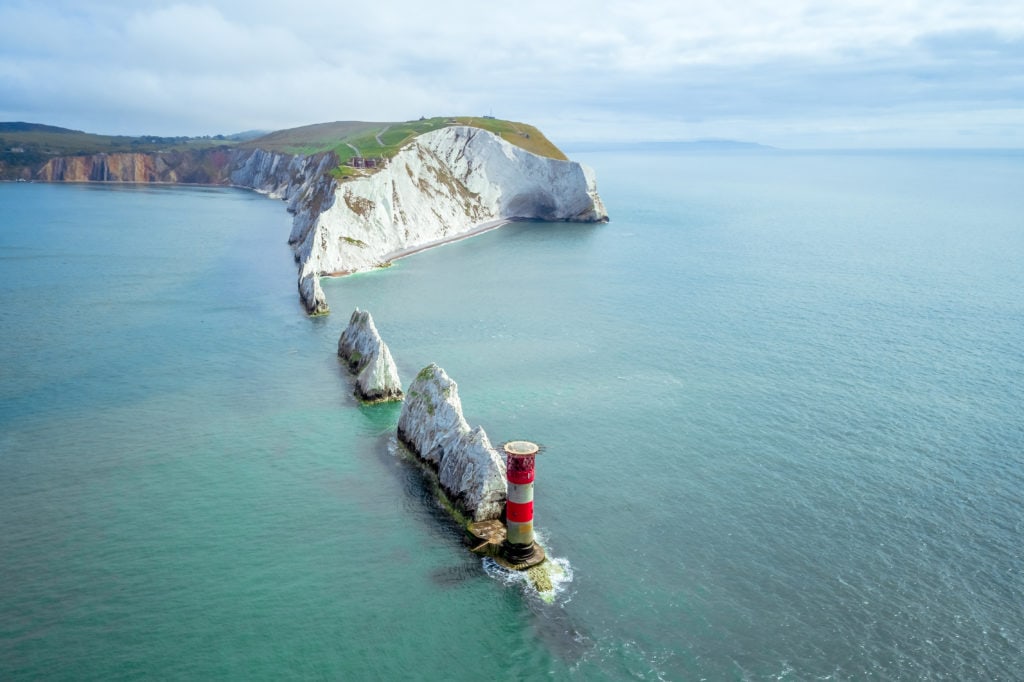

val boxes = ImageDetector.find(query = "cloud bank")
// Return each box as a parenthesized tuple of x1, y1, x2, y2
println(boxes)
(1, 0, 1022, 147)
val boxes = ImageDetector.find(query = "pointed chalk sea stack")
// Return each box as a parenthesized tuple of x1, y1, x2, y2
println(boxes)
(298, 270, 329, 316)
(356, 342, 403, 402)
(337, 308, 402, 402)
(397, 364, 507, 521)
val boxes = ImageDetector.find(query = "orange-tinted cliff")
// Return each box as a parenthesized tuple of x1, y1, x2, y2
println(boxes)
(37, 148, 236, 184)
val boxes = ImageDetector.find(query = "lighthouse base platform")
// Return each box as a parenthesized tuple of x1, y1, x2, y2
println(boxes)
(494, 543, 546, 571)
(466, 520, 546, 570)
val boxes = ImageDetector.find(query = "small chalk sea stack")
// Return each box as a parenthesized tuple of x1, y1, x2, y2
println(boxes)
(337, 308, 403, 402)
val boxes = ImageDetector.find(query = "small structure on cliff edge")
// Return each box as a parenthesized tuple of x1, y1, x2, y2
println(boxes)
(337, 308, 403, 403)
(397, 364, 507, 522)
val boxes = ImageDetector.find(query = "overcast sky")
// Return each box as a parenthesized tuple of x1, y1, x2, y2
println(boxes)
(1, 0, 1022, 148)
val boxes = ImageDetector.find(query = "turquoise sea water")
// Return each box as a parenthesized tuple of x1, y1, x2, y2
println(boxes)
(1, 150, 1022, 680)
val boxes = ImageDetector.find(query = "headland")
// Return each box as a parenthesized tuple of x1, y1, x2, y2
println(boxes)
(1, 117, 609, 314)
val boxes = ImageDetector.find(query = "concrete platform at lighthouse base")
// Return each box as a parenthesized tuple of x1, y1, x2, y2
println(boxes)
(492, 543, 546, 571)
(466, 520, 547, 570)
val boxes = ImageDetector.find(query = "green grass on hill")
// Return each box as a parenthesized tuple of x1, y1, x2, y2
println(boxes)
(242, 117, 568, 179)
(237, 121, 383, 155)
(0, 123, 239, 180)
(1, 117, 569, 181)
(448, 117, 567, 160)
(0, 122, 235, 157)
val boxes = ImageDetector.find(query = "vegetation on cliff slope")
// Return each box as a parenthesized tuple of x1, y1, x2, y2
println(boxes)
(1, 117, 569, 181)
(0, 122, 245, 153)
(0, 122, 244, 180)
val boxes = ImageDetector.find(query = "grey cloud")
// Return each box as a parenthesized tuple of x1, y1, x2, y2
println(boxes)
(1, 0, 1022, 147)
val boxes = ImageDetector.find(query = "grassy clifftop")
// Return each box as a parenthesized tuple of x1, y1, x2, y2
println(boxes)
(243, 117, 569, 165)
(0, 122, 240, 155)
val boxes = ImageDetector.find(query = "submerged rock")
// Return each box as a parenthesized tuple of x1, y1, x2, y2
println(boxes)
(397, 364, 506, 521)
(337, 309, 402, 402)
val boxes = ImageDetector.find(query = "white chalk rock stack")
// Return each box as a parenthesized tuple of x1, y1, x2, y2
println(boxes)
(397, 364, 507, 521)
(298, 269, 329, 316)
(337, 308, 403, 402)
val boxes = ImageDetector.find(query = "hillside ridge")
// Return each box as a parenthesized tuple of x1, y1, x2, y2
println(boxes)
(0, 117, 567, 181)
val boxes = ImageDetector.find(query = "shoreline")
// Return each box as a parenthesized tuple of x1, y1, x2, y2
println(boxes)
(322, 218, 514, 277)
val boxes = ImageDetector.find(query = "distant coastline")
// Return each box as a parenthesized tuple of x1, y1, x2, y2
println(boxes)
(563, 139, 776, 153)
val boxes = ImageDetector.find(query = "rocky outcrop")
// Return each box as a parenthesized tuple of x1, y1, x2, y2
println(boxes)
(337, 308, 402, 402)
(37, 147, 336, 194)
(298, 272, 329, 316)
(230, 149, 341, 316)
(229, 148, 338, 205)
(291, 126, 608, 312)
(37, 148, 236, 184)
(397, 364, 507, 522)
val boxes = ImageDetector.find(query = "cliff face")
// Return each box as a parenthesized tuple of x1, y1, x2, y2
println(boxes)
(37, 147, 337, 195)
(397, 364, 507, 522)
(290, 126, 608, 312)
(229, 148, 338, 203)
(229, 149, 338, 315)
(38, 149, 235, 184)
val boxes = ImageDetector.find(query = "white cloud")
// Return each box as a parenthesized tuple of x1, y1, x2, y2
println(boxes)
(0, 0, 1022, 146)
(122, 4, 311, 72)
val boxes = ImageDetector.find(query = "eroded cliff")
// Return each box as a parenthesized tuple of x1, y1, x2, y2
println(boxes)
(36, 146, 336, 191)
(40, 149, 227, 184)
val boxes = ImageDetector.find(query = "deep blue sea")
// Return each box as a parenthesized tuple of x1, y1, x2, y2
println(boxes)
(1, 150, 1022, 680)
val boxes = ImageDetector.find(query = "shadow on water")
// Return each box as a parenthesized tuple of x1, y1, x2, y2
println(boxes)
(496, 219, 606, 246)
(483, 557, 593, 663)
(357, 400, 403, 433)
(78, 183, 238, 197)
(527, 599, 593, 663)
(428, 559, 488, 588)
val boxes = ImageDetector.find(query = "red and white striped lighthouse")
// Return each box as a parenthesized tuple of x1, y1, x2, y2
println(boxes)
(503, 440, 540, 563)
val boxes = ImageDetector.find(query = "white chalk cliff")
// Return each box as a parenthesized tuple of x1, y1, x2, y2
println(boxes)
(34, 125, 605, 316)
(397, 364, 507, 522)
(290, 126, 608, 313)
(228, 149, 340, 315)
(337, 308, 403, 402)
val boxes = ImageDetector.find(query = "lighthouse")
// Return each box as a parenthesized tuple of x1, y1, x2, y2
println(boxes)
(502, 440, 542, 564)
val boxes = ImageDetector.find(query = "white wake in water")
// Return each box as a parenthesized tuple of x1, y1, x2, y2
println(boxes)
(482, 545, 574, 605)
